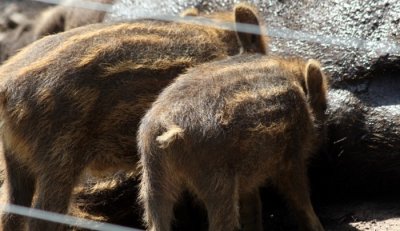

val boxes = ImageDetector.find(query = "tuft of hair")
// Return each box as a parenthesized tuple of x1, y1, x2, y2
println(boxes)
(156, 125, 184, 149)
(234, 3, 268, 55)
(180, 7, 200, 17)
(304, 59, 328, 110)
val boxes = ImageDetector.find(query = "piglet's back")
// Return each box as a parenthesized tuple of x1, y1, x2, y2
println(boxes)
(0, 20, 240, 151)
(145, 54, 312, 143)
(0, 20, 239, 79)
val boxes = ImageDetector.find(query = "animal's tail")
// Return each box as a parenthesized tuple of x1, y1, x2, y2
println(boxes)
(156, 124, 184, 149)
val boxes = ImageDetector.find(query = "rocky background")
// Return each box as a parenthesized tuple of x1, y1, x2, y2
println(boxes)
(107, 0, 400, 195)
(1, 0, 400, 230)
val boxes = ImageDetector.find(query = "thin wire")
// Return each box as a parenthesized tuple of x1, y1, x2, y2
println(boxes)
(36, 0, 113, 12)
(0, 203, 142, 231)
(34, 0, 400, 55)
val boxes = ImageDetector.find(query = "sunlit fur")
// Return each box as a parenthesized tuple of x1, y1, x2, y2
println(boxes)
(0, 4, 267, 231)
(138, 55, 328, 231)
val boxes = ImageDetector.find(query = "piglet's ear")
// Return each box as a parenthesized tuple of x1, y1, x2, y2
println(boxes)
(234, 3, 268, 54)
(305, 59, 328, 109)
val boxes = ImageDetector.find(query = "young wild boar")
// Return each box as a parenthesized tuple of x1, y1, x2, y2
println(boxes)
(33, 0, 115, 39)
(0, 4, 267, 231)
(138, 54, 328, 231)
(0, 0, 115, 64)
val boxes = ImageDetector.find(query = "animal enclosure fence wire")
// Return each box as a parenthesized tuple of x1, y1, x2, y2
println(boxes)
(0, 203, 142, 231)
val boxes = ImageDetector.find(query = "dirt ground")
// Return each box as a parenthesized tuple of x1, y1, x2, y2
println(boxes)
(320, 200, 400, 231)
(252, 185, 400, 231)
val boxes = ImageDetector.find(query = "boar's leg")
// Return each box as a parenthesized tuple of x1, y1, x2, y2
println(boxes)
(1, 148, 35, 231)
(27, 166, 82, 230)
(239, 189, 262, 231)
(140, 162, 181, 231)
(196, 173, 240, 231)
(274, 160, 324, 231)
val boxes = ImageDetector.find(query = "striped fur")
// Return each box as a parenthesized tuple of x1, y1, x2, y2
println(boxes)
(0, 4, 267, 231)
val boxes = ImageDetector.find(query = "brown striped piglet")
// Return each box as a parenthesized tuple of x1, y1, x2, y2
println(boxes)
(138, 54, 328, 231)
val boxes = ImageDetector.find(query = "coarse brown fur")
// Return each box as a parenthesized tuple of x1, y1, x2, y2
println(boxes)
(0, 4, 267, 231)
(138, 54, 328, 231)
